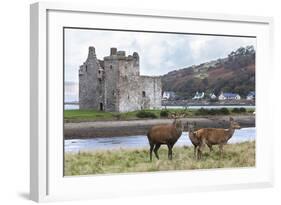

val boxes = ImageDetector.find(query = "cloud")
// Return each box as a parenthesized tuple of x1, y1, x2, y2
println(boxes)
(64, 29, 256, 82)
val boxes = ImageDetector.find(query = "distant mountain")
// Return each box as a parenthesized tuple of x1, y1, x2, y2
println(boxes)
(161, 46, 255, 99)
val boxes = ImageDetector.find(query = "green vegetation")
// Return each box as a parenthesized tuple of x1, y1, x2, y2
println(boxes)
(195, 108, 230, 115)
(64, 108, 255, 122)
(64, 109, 153, 122)
(136, 110, 157, 119)
(64, 109, 113, 122)
(160, 110, 169, 117)
(220, 107, 230, 115)
(232, 107, 247, 113)
(64, 141, 255, 176)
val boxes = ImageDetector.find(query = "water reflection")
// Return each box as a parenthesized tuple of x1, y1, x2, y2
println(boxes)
(65, 127, 256, 153)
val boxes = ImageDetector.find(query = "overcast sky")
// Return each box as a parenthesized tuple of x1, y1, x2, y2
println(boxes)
(64, 28, 256, 83)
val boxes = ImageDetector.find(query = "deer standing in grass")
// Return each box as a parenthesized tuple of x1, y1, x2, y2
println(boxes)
(187, 122, 200, 159)
(147, 116, 183, 161)
(195, 117, 241, 159)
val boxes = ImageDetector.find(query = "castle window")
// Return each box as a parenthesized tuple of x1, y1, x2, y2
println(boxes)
(142, 91, 146, 97)
(110, 65, 113, 69)
(112, 90, 115, 96)
(98, 79, 102, 84)
(85, 65, 87, 72)
(98, 70, 101, 74)
(128, 95, 130, 99)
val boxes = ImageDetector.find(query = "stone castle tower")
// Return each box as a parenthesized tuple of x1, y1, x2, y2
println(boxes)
(79, 46, 162, 112)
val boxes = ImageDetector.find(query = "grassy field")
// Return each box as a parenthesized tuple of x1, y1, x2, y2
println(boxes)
(64, 108, 255, 123)
(64, 141, 255, 176)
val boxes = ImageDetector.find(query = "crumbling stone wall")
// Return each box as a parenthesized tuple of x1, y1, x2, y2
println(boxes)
(79, 47, 105, 110)
(139, 76, 162, 110)
(79, 46, 162, 112)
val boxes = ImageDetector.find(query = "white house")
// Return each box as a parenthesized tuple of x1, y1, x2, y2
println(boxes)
(162, 91, 176, 100)
(218, 92, 241, 100)
(209, 93, 217, 99)
(192, 91, 205, 100)
(246, 91, 255, 100)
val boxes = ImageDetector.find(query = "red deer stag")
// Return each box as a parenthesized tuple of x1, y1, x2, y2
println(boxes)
(196, 117, 241, 159)
(147, 116, 183, 161)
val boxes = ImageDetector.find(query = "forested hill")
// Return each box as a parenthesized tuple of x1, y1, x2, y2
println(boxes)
(161, 46, 255, 99)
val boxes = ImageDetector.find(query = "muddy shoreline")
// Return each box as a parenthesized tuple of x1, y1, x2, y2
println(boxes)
(64, 115, 255, 139)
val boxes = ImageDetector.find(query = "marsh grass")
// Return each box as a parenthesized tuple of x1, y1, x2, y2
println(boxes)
(64, 108, 254, 123)
(64, 141, 255, 176)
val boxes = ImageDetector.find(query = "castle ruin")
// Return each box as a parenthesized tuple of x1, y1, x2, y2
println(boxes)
(79, 46, 162, 112)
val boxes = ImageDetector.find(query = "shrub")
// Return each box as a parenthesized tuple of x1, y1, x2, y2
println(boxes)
(160, 110, 169, 117)
(232, 108, 240, 113)
(196, 107, 230, 115)
(208, 109, 217, 115)
(136, 110, 157, 119)
(195, 108, 208, 115)
(239, 107, 246, 113)
(232, 107, 246, 113)
(219, 108, 230, 115)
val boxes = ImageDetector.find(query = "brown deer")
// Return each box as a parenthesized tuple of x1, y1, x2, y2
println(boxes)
(187, 122, 200, 159)
(147, 117, 183, 161)
(196, 117, 241, 159)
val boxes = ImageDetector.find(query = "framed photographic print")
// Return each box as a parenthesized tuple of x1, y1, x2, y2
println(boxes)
(30, 2, 274, 202)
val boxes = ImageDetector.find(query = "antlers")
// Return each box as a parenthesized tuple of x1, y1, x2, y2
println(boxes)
(169, 112, 185, 119)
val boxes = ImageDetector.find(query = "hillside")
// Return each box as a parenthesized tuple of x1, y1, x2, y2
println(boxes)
(162, 46, 255, 99)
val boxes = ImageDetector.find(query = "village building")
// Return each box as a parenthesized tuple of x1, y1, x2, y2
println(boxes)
(246, 91, 255, 100)
(162, 91, 176, 100)
(192, 91, 205, 100)
(209, 93, 217, 99)
(218, 92, 241, 100)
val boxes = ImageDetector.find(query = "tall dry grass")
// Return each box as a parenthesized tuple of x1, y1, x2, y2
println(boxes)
(64, 141, 255, 176)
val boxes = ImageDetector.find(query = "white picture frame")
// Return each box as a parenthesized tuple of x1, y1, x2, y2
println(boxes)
(30, 2, 274, 202)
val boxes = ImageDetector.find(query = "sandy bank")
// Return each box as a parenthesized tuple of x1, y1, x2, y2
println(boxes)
(64, 115, 255, 139)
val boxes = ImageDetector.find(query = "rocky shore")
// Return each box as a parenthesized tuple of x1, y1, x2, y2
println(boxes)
(162, 99, 255, 106)
(64, 115, 255, 139)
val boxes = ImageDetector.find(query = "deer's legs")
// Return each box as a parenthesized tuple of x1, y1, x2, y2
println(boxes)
(193, 145, 197, 158)
(154, 144, 161, 160)
(197, 142, 205, 160)
(149, 144, 155, 161)
(219, 144, 224, 158)
(167, 144, 173, 160)
(197, 147, 202, 160)
(207, 144, 213, 152)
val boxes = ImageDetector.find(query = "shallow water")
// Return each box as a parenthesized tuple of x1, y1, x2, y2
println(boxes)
(64, 127, 256, 153)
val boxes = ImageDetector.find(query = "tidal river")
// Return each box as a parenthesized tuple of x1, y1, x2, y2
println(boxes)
(64, 127, 256, 153)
